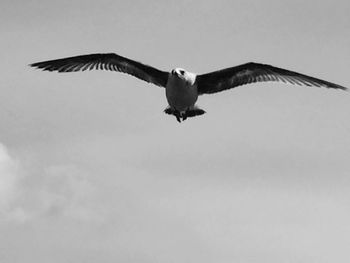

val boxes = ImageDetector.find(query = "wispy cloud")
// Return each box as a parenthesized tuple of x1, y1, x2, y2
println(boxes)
(0, 143, 20, 217)
(0, 143, 102, 223)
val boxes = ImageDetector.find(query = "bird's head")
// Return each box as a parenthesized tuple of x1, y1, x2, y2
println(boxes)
(171, 68, 196, 85)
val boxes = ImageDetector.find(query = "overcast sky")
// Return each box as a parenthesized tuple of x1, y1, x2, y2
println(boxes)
(1, 0, 350, 262)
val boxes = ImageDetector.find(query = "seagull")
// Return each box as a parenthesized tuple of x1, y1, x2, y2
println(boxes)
(30, 53, 347, 122)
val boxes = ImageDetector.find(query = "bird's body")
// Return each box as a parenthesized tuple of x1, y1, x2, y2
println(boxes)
(165, 68, 200, 121)
(30, 53, 347, 122)
(166, 68, 197, 110)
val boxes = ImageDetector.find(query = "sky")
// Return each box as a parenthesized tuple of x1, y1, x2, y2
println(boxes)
(1, 0, 350, 262)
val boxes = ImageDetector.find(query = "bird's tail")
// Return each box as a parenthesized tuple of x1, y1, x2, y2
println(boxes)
(164, 106, 206, 122)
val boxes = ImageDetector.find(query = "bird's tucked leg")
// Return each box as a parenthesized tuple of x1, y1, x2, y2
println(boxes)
(185, 107, 206, 118)
(164, 107, 173, 115)
(164, 106, 206, 122)
(164, 107, 182, 123)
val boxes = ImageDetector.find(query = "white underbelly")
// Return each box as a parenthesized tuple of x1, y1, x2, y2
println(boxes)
(165, 78, 198, 111)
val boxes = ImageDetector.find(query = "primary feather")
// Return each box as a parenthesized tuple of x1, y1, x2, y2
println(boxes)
(196, 62, 347, 94)
(30, 53, 169, 87)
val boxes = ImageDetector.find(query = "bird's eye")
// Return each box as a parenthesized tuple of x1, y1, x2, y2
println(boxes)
(179, 70, 185, 75)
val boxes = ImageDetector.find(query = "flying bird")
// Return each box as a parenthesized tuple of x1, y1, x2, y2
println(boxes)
(30, 53, 347, 122)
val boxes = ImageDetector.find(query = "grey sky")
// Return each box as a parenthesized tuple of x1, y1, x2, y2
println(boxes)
(1, 0, 350, 262)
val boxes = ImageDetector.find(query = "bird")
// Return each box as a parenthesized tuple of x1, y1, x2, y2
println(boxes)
(30, 53, 347, 123)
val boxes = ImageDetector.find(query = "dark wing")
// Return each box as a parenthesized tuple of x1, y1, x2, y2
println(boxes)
(30, 53, 169, 87)
(196, 62, 347, 95)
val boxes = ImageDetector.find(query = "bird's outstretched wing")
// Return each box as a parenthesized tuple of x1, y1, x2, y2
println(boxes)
(30, 53, 169, 87)
(196, 62, 347, 95)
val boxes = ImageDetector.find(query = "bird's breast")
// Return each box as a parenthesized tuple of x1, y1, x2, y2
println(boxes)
(165, 77, 198, 111)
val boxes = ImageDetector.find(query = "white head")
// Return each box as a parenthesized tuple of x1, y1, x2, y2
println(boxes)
(171, 68, 196, 85)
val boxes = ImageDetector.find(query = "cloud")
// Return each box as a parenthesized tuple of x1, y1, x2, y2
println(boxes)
(0, 142, 102, 223)
(0, 143, 20, 213)
(34, 165, 103, 222)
